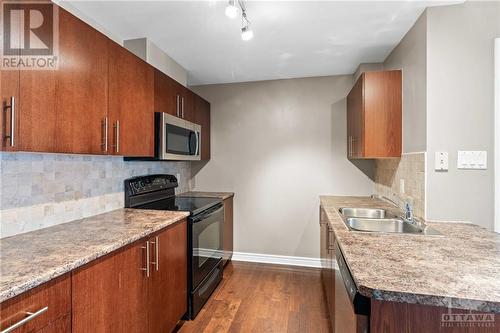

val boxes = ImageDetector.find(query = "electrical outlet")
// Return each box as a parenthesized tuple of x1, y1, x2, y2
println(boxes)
(399, 179, 405, 194)
(435, 152, 449, 171)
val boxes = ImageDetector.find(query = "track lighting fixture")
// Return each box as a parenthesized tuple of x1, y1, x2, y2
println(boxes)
(225, 0, 254, 41)
(225, 0, 239, 19)
(241, 10, 253, 41)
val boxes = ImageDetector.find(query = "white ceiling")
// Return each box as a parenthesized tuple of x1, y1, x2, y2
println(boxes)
(66, 1, 457, 85)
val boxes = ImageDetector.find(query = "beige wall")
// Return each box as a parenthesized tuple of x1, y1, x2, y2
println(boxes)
(384, 11, 427, 154)
(124, 38, 188, 87)
(192, 76, 374, 258)
(426, 2, 499, 229)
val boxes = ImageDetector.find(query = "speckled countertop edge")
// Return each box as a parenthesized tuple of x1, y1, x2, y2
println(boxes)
(0, 209, 190, 303)
(320, 196, 500, 313)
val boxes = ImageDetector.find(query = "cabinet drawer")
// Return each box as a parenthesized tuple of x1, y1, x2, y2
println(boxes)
(0, 274, 71, 333)
(36, 314, 70, 333)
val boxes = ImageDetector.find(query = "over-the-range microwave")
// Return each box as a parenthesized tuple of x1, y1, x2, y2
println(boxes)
(155, 112, 201, 161)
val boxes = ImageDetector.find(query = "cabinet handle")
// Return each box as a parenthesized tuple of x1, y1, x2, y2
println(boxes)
(101, 117, 108, 152)
(348, 136, 352, 157)
(150, 236, 159, 271)
(140, 241, 150, 278)
(111, 120, 120, 153)
(176, 95, 180, 117)
(0, 306, 48, 333)
(3, 96, 15, 146)
(181, 97, 185, 118)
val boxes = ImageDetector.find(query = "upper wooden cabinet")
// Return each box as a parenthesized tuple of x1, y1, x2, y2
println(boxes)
(194, 94, 211, 160)
(346, 70, 402, 159)
(55, 8, 109, 154)
(1, 4, 209, 158)
(154, 69, 195, 122)
(108, 41, 154, 157)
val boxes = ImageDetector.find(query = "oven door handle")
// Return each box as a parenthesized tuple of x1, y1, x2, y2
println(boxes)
(191, 204, 224, 223)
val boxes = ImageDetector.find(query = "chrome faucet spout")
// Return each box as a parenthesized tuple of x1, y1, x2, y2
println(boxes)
(404, 202, 414, 222)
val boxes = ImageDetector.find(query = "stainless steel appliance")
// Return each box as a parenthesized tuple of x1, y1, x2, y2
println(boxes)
(334, 242, 370, 333)
(124, 174, 223, 319)
(155, 112, 201, 161)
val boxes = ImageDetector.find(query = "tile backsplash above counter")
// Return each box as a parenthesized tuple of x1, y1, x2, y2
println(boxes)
(373, 152, 426, 218)
(0, 152, 191, 238)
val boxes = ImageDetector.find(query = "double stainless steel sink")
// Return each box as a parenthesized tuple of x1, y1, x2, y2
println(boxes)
(339, 207, 441, 235)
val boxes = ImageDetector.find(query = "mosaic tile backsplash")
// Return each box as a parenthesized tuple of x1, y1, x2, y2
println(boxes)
(374, 152, 426, 219)
(0, 152, 192, 238)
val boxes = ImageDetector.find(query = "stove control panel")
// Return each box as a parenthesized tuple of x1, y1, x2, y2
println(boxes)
(125, 174, 178, 196)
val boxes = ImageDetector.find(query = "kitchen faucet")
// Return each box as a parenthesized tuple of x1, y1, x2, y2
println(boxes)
(404, 202, 414, 222)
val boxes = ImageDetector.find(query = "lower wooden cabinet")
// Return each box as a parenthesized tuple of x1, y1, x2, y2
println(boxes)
(319, 206, 335, 331)
(223, 196, 234, 266)
(149, 220, 187, 333)
(0, 274, 71, 333)
(72, 219, 187, 333)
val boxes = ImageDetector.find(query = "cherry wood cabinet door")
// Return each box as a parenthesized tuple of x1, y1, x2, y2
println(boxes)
(54, 8, 108, 154)
(108, 41, 154, 157)
(149, 220, 187, 333)
(0, 63, 19, 151)
(0, 274, 71, 333)
(346, 75, 364, 158)
(154, 69, 177, 117)
(194, 94, 211, 160)
(364, 70, 402, 158)
(72, 241, 149, 333)
(180, 87, 195, 122)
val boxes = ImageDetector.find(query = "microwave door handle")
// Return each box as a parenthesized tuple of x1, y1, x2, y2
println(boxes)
(196, 131, 200, 156)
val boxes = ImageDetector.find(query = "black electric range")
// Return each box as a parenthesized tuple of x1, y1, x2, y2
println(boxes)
(124, 174, 224, 319)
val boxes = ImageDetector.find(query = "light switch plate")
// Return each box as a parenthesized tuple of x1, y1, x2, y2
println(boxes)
(399, 179, 405, 194)
(457, 151, 487, 170)
(435, 152, 449, 171)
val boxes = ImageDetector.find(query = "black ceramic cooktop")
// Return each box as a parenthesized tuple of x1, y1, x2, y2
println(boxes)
(137, 196, 222, 216)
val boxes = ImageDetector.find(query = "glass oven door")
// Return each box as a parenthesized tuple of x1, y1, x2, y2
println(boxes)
(191, 203, 224, 289)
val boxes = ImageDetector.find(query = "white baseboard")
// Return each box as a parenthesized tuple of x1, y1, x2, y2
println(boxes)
(232, 251, 322, 268)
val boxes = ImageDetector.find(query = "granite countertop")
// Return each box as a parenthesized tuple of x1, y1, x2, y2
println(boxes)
(179, 191, 234, 200)
(0, 208, 189, 303)
(320, 196, 500, 313)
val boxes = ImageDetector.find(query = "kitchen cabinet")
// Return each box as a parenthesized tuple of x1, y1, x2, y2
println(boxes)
(71, 240, 149, 332)
(154, 69, 195, 122)
(0, 2, 56, 153)
(371, 299, 500, 333)
(149, 220, 187, 333)
(0, 274, 71, 333)
(72, 219, 187, 333)
(194, 94, 211, 161)
(347, 70, 402, 159)
(55, 8, 109, 154)
(223, 196, 234, 266)
(108, 40, 155, 157)
(319, 206, 335, 330)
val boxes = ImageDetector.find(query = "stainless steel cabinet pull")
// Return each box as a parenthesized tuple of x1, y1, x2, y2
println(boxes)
(4, 96, 15, 146)
(0, 306, 48, 333)
(176, 95, 180, 117)
(150, 236, 159, 271)
(140, 241, 150, 278)
(115, 120, 120, 153)
(181, 97, 185, 118)
(348, 136, 352, 157)
(101, 117, 108, 152)
(111, 121, 120, 153)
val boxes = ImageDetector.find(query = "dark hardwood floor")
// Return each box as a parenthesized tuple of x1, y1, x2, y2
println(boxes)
(178, 261, 331, 333)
